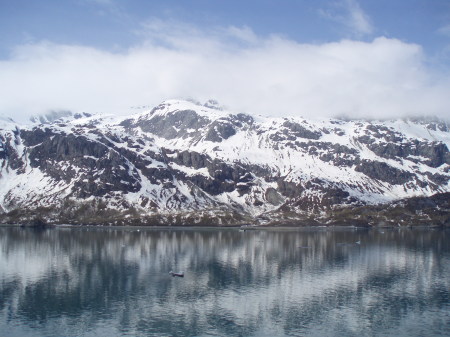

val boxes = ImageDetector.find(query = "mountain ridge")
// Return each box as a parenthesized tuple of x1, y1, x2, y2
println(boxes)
(0, 100, 449, 226)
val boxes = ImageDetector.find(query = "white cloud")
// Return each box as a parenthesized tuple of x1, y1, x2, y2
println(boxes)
(85, 0, 115, 5)
(320, 0, 374, 37)
(0, 23, 449, 122)
(437, 24, 450, 37)
(346, 0, 373, 35)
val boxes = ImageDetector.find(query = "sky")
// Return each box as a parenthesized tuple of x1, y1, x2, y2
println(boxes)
(1, 0, 450, 121)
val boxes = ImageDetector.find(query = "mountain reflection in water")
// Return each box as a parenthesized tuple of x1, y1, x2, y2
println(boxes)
(0, 227, 449, 337)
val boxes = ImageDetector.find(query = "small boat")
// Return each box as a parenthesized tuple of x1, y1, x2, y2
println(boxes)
(169, 271, 184, 278)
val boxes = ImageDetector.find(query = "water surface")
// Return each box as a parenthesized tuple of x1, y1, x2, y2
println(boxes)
(0, 227, 449, 336)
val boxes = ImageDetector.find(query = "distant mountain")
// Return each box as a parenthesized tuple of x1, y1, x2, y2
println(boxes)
(0, 100, 449, 226)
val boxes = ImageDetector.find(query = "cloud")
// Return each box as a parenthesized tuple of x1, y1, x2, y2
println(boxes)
(320, 0, 374, 37)
(0, 23, 449, 122)
(85, 0, 115, 6)
(346, 0, 373, 35)
(437, 24, 450, 37)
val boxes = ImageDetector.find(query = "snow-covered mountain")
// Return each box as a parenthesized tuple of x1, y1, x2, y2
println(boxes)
(0, 100, 449, 226)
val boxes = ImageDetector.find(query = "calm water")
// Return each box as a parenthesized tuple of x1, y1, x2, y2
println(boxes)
(0, 227, 449, 337)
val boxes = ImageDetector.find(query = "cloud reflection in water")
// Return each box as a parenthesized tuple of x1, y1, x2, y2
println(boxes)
(0, 227, 449, 336)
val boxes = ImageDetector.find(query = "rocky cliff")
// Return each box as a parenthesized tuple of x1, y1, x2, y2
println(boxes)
(0, 100, 449, 226)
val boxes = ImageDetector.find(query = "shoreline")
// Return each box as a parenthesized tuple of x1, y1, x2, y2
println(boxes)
(0, 223, 447, 231)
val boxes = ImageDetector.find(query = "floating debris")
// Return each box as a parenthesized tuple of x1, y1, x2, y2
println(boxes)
(169, 271, 184, 278)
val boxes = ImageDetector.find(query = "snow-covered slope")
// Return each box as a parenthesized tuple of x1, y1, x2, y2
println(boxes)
(0, 100, 449, 226)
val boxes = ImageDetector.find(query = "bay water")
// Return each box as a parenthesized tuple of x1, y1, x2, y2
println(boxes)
(0, 226, 449, 336)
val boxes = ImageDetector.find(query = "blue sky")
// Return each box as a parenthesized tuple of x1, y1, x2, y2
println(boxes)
(1, 0, 450, 120)
(2, 0, 450, 56)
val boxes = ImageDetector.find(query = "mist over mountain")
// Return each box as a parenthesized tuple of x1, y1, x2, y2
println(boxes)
(2, 34, 450, 123)
(0, 99, 449, 226)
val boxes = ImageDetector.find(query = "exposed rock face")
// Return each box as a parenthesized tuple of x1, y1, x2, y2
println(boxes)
(354, 160, 414, 185)
(0, 100, 449, 226)
(281, 120, 322, 140)
(205, 119, 237, 142)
